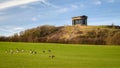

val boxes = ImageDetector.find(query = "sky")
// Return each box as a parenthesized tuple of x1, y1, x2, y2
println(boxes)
(0, 0, 120, 36)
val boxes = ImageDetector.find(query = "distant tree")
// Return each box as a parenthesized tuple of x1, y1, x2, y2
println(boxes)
(0, 36, 8, 41)
(10, 33, 20, 42)
(18, 25, 57, 42)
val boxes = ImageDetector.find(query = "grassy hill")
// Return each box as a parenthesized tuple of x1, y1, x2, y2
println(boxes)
(0, 25, 120, 45)
(0, 42, 120, 68)
(45, 25, 120, 44)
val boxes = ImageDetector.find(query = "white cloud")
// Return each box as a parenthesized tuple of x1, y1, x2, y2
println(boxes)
(0, 26, 24, 32)
(0, 12, 5, 15)
(71, 5, 78, 9)
(19, 5, 29, 9)
(40, 0, 58, 8)
(0, 26, 24, 36)
(0, 0, 46, 10)
(107, 0, 115, 3)
(14, 27, 24, 30)
(80, 4, 85, 8)
(93, 0, 102, 5)
(0, 16, 9, 21)
(57, 8, 68, 13)
(32, 17, 38, 21)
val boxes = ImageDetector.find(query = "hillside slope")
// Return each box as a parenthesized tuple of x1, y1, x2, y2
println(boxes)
(46, 25, 120, 44)
(1, 25, 120, 45)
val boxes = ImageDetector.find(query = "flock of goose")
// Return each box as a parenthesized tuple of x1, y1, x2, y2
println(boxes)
(5, 48, 55, 59)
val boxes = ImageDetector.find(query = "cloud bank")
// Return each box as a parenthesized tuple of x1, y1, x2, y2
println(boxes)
(0, 0, 45, 10)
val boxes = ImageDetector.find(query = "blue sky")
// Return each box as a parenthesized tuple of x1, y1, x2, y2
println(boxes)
(0, 0, 120, 36)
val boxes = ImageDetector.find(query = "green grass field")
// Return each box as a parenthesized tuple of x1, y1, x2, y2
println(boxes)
(0, 42, 120, 68)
